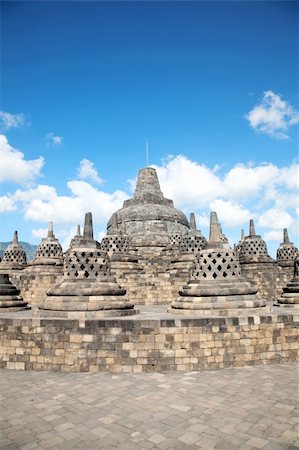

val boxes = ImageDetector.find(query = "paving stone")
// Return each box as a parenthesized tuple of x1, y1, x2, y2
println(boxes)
(0, 364, 298, 449)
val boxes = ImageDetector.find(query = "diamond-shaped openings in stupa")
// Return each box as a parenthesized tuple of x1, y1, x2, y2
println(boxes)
(276, 228, 299, 267)
(238, 219, 273, 264)
(38, 212, 137, 317)
(169, 212, 267, 316)
(31, 222, 64, 267)
(0, 273, 29, 311)
(0, 231, 27, 270)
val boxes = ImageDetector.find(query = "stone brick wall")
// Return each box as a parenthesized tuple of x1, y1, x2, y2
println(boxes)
(14, 273, 63, 309)
(0, 313, 298, 373)
(111, 255, 194, 305)
(240, 262, 282, 302)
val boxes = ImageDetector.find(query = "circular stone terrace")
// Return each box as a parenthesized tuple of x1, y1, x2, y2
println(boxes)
(0, 305, 298, 374)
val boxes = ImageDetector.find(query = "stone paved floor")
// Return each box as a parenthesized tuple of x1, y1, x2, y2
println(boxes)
(0, 364, 298, 450)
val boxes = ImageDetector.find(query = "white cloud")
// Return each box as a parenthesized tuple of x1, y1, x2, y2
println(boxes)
(46, 132, 63, 146)
(263, 230, 284, 242)
(0, 195, 16, 212)
(257, 208, 294, 229)
(0, 135, 44, 184)
(9, 180, 128, 227)
(31, 227, 48, 239)
(246, 90, 299, 139)
(77, 159, 103, 185)
(209, 199, 252, 227)
(154, 155, 222, 208)
(0, 111, 28, 130)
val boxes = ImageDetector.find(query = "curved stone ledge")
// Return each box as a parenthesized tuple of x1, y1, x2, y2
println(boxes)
(0, 307, 298, 373)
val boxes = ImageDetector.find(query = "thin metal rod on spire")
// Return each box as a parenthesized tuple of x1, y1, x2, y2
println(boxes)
(146, 141, 149, 167)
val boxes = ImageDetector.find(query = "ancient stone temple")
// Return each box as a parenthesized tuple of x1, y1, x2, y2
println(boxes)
(170, 212, 267, 316)
(238, 220, 280, 302)
(0, 231, 27, 272)
(276, 229, 298, 275)
(29, 222, 64, 272)
(18, 223, 64, 309)
(103, 167, 197, 304)
(69, 225, 82, 250)
(276, 258, 299, 309)
(38, 212, 137, 318)
(0, 274, 29, 311)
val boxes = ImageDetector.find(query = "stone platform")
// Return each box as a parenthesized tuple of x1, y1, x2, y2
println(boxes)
(0, 364, 298, 449)
(0, 306, 298, 373)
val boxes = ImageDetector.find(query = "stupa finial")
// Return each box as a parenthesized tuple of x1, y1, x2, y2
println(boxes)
(249, 219, 256, 237)
(241, 229, 245, 241)
(83, 212, 94, 240)
(283, 228, 290, 244)
(190, 212, 197, 231)
(47, 221, 54, 238)
(12, 230, 19, 245)
(76, 224, 81, 236)
(133, 167, 163, 201)
(209, 212, 221, 242)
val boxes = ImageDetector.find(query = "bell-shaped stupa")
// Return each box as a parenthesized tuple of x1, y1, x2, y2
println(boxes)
(238, 220, 272, 264)
(276, 229, 299, 267)
(179, 213, 206, 254)
(0, 231, 27, 271)
(170, 212, 267, 316)
(107, 167, 189, 238)
(30, 222, 64, 270)
(0, 273, 29, 311)
(38, 212, 137, 317)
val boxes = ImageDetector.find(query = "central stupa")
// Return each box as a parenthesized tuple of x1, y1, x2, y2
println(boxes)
(107, 167, 189, 237)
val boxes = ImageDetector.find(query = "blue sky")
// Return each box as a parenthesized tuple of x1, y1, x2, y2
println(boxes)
(0, 1, 298, 256)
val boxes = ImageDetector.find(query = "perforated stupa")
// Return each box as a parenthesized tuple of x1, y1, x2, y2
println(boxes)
(30, 222, 64, 270)
(38, 212, 136, 317)
(238, 220, 272, 264)
(276, 229, 299, 267)
(0, 231, 27, 271)
(170, 212, 267, 316)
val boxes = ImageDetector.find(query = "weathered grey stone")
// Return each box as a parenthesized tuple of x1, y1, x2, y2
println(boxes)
(276, 228, 299, 268)
(170, 212, 267, 316)
(0, 273, 29, 311)
(38, 212, 137, 317)
(0, 231, 27, 271)
(276, 257, 299, 309)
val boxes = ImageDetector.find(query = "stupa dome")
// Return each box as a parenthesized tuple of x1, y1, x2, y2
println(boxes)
(107, 167, 189, 237)
(276, 229, 298, 267)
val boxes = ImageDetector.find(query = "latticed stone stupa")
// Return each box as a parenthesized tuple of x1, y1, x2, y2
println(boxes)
(276, 229, 299, 268)
(170, 212, 267, 316)
(29, 222, 64, 272)
(38, 212, 137, 318)
(0, 231, 27, 271)
(238, 219, 280, 301)
(178, 213, 206, 255)
(238, 220, 272, 264)
(0, 274, 29, 311)
(69, 225, 82, 250)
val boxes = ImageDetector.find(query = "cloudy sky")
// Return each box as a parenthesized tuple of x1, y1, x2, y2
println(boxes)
(0, 1, 298, 256)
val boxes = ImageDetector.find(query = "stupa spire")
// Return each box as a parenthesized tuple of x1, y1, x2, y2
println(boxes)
(133, 167, 163, 201)
(241, 229, 245, 240)
(83, 212, 94, 240)
(283, 228, 290, 244)
(76, 224, 81, 236)
(249, 219, 256, 237)
(12, 230, 19, 246)
(209, 212, 221, 242)
(190, 212, 197, 231)
(47, 221, 54, 239)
